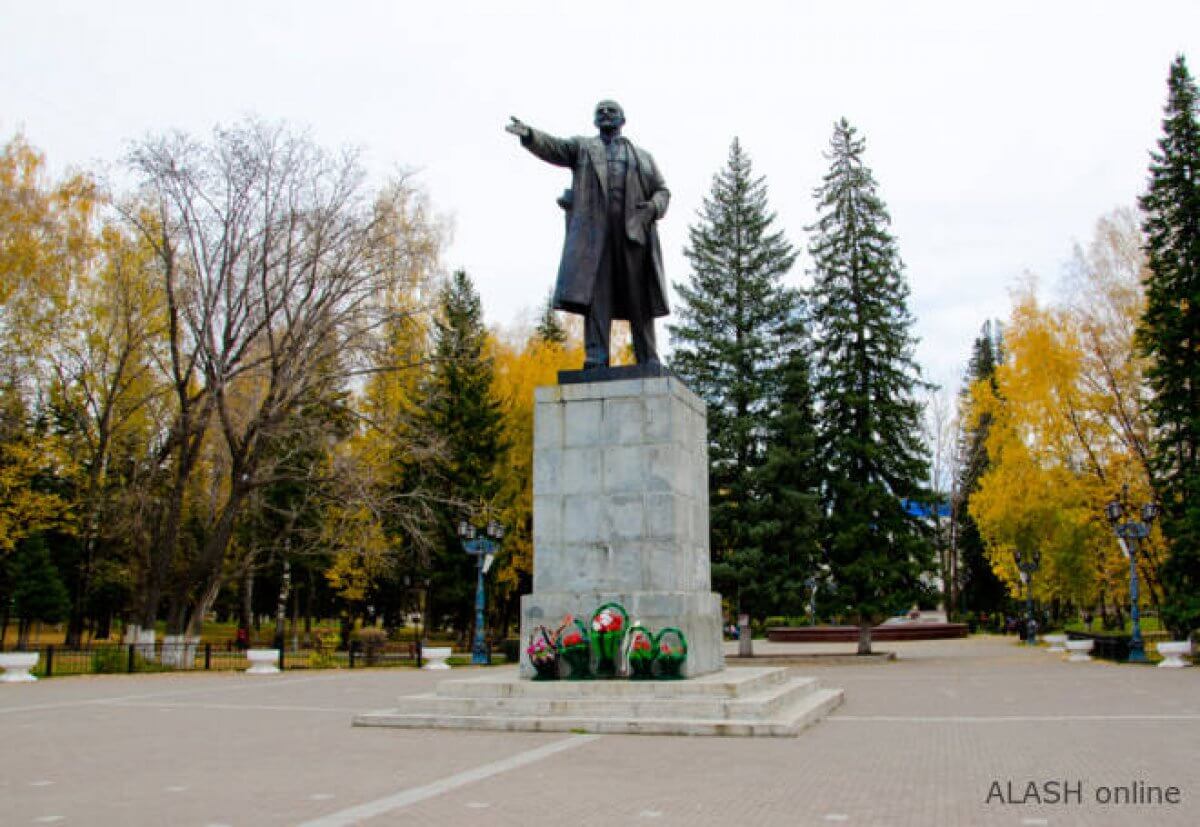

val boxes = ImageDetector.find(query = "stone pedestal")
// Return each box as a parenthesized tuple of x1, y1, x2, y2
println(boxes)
(354, 667, 843, 737)
(520, 375, 723, 677)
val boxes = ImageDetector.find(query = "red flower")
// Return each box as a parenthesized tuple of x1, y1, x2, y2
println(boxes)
(632, 637, 651, 652)
(591, 608, 627, 634)
(562, 631, 583, 647)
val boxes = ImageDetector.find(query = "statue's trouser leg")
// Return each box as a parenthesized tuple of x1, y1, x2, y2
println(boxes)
(622, 242, 659, 364)
(584, 241, 614, 368)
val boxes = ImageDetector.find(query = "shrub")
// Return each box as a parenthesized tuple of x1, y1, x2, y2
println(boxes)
(353, 627, 388, 665)
(91, 647, 139, 673)
(308, 649, 338, 669)
(308, 631, 343, 669)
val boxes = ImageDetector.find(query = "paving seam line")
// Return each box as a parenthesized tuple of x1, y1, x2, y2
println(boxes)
(831, 714, 1200, 722)
(103, 701, 361, 714)
(296, 734, 602, 827)
(0, 673, 349, 715)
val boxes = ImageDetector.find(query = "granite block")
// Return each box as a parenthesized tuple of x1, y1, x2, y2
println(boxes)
(603, 445, 645, 493)
(602, 396, 645, 445)
(563, 400, 603, 447)
(562, 495, 603, 544)
(527, 376, 722, 678)
(562, 448, 603, 495)
(534, 401, 564, 448)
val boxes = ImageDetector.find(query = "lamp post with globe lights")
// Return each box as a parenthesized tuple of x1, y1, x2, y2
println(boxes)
(1013, 549, 1041, 646)
(1104, 486, 1158, 663)
(458, 518, 504, 666)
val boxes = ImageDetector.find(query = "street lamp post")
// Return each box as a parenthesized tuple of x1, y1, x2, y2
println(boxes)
(1105, 486, 1158, 664)
(402, 574, 432, 665)
(458, 518, 504, 666)
(1013, 549, 1041, 646)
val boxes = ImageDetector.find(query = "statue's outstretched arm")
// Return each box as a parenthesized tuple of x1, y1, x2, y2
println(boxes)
(507, 116, 577, 168)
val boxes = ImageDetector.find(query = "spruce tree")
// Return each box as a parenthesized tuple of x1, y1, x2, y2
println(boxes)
(808, 119, 934, 654)
(420, 270, 507, 638)
(1138, 55, 1200, 640)
(669, 138, 805, 620)
(11, 534, 70, 648)
(955, 321, 1008, 619)
(747, 328, 822, 618)
(535, 289, 567, 346)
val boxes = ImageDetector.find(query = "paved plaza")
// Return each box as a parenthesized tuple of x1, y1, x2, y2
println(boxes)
(0, 636, 1196, 826)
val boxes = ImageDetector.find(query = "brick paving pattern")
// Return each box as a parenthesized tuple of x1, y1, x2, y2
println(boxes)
(1, 636, 1196, 826)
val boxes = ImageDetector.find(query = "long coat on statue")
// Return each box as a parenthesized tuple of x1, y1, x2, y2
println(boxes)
(521, 128, 671, 319)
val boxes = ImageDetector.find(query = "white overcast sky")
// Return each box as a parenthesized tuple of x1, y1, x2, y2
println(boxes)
(4, 1, 1198, 393)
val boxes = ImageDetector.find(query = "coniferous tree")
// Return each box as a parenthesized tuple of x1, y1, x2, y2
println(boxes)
(747, 329, 822, 618)
(535, 289, 567, 346)
(808, 119, 934, 653)
(955, 321, 1008, 619)
(11, 534, 70, 648)
(418, 270, 506, 639)
(669, 138, 805, 620)
(1138, 55, 1200, 640)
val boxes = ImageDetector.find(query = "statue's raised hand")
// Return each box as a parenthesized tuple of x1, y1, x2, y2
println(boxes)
(506, 116, 531, 138)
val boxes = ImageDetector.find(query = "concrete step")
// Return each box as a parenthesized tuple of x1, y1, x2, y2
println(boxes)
(396, 677, 820, 721)
(434, 665, 789, 700)
(352, 686, 844, 738)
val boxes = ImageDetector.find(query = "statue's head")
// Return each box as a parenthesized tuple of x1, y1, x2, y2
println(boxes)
(594, 100, 626, 134)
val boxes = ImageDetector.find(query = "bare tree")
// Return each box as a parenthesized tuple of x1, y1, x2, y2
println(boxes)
(47, 223, 168, 644)
(923, 385, 961, 613)
(125, 119, 434, 635)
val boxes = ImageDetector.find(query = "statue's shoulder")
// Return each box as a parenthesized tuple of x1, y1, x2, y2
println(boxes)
(628, 140, 658, 169)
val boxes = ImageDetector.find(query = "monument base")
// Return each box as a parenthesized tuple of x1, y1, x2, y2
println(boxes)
(557, 361, 677, 385)
(520, 590, 723, 678)
(526, 375, 723, 679)
(353, 666, 843, 737)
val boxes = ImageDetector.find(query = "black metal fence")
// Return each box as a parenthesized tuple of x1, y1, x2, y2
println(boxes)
(1066, 630, 1172, 662)
(17, 639, 464, 678)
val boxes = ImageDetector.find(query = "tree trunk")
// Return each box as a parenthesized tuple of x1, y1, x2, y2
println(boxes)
(274, 558, 291, 650)
(240, 567, 254, 635)
(184, 483, 251, 639)
(141, 475, 183, 629)
(857, 622, 873, 655)
(165, 596, 187, 636)
(65, 557, 89, 648)
(290, 581, 299, 652)
(96, 611, 112, 641)
(185, 575, 224, 639)
(303, 568, 313, 641)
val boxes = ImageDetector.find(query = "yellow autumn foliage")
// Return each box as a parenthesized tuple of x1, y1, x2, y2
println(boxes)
(489, 322, 583, 598)
(968, 210, 1162, 611)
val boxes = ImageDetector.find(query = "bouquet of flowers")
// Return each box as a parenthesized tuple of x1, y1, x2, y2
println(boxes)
(526, 626, 559, 680)
(591, 602, 628, 678)
(557, 616, 592, 680)
(654, 627, 688, 679)
(626, 624, 656, 679)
